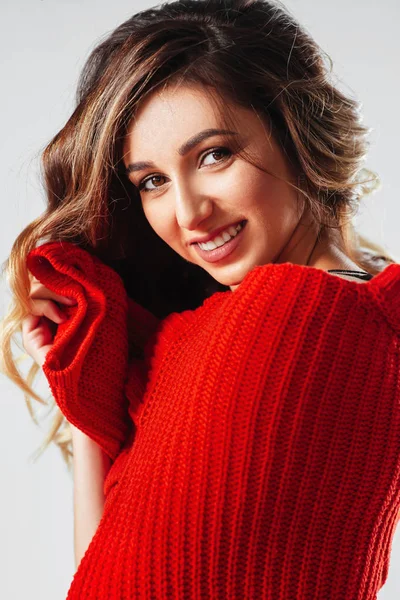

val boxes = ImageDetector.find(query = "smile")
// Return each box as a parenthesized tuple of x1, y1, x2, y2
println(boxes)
(193, 220, 247, 264)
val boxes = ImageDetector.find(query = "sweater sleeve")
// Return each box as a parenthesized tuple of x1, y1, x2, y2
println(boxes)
(369, 262, 400, 335)
(26, 241, 159, 461)
(103, 307, 195, 500)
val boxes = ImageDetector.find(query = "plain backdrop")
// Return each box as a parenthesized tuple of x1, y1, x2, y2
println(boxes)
(1, 1, 399, 598)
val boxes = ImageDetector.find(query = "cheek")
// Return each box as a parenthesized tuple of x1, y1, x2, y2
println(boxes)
(242, 170, 298, 222)
(143, 204, 177, 246)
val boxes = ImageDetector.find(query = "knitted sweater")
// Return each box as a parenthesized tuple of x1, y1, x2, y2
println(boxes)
(27, 241, 400, 600)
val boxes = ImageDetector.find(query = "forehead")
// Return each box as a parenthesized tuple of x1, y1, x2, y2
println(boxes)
(138, 85, 222, 120)
(123, 84, 271, 153)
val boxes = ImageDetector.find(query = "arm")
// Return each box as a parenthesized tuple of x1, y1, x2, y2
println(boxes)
(70, 423, 111, 569)
(26, 241, 154, 461)
(27, 241, 174, 458)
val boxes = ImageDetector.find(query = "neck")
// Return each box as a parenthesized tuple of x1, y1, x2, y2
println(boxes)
(274, 208, 361, 272)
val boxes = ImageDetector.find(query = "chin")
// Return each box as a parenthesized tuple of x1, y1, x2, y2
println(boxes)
(213, 274, 243, 289)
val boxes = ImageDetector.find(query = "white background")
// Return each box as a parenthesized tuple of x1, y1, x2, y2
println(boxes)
(0, 0, 399, 598)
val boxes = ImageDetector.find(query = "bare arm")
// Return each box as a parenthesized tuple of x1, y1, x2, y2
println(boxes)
(70, 423, 112, 569)
(22, 275, 116, 568)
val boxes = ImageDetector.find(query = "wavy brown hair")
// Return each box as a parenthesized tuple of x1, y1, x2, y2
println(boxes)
(1, 0, 397, 468)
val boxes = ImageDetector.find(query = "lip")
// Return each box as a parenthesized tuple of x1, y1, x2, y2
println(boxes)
(189, 220, 244, 246)
(193, 220, 247, 264)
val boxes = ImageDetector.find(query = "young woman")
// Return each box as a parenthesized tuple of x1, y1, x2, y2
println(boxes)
(1, 0, 399, 598)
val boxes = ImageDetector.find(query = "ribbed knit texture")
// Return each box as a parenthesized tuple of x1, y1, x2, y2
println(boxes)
(27, 242, 160, 461)
(27, 242, 400, 599)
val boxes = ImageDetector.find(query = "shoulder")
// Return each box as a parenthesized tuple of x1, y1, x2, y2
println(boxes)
(209, 261, 400, 336)
(367, 262, 400, 335)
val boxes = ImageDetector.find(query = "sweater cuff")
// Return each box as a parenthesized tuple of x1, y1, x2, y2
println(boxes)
(27, 241, 131, 461)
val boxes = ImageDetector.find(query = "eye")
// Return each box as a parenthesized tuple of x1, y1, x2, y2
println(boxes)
(138, 175, 165, 193)
(201, 146, 232, 167)
(137, 146, 232, 193)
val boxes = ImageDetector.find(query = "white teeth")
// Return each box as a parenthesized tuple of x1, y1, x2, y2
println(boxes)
(198, 222, 244, 251)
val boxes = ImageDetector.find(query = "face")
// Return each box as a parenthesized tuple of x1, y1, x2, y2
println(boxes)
(122, 84, 306, 292)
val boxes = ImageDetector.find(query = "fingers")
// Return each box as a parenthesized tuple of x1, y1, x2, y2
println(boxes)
(28, 297, 68, 325)
(22, 281, 75, 367)
(21, 313, 56, 367)
(23, 278, 75, 367)
(21, 313, 42, 336)
(22, 314, 55, 342)
(30, 280, 76, 306)
(30, 289, 76, 306)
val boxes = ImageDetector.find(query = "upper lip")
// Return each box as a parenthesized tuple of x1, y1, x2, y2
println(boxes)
(189, 220, 244, 245)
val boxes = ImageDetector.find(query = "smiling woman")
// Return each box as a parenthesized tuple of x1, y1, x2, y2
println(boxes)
(1, 0, 399, 599)
(121, 83, 371, 291)
(122, 86, 308, 290)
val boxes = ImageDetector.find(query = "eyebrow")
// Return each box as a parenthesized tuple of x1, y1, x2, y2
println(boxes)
(125, 128, 239, 174)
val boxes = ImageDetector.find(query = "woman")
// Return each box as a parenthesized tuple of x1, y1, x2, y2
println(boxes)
(1, 0, 399, 598)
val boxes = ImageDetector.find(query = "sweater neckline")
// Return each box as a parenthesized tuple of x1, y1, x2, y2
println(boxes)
(244, 261, 399, 290)
(204, 261, 400, 305)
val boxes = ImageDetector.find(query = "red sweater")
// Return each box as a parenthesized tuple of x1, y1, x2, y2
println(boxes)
(27, 241, 400, 599)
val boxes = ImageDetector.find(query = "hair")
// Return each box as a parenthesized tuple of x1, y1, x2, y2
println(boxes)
(1, 0, 397, 469)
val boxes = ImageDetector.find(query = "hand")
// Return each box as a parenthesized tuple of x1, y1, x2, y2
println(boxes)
(22, 276, 77, 368)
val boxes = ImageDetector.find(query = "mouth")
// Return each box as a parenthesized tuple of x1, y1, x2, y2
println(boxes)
(192, 220, 247, 264)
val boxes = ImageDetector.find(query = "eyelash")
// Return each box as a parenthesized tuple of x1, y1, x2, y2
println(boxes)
(137, 146, 233, 193)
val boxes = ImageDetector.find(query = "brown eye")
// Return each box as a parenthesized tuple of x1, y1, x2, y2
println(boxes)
(201, 147, 232, 167)
(138, 175, 166, 193)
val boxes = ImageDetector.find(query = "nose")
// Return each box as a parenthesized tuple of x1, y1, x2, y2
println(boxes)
(174, 178, 213, 231)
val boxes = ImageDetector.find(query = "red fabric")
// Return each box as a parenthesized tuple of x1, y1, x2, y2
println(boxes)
(27, 241, 159, 460)
(27, 242, 400, 599)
